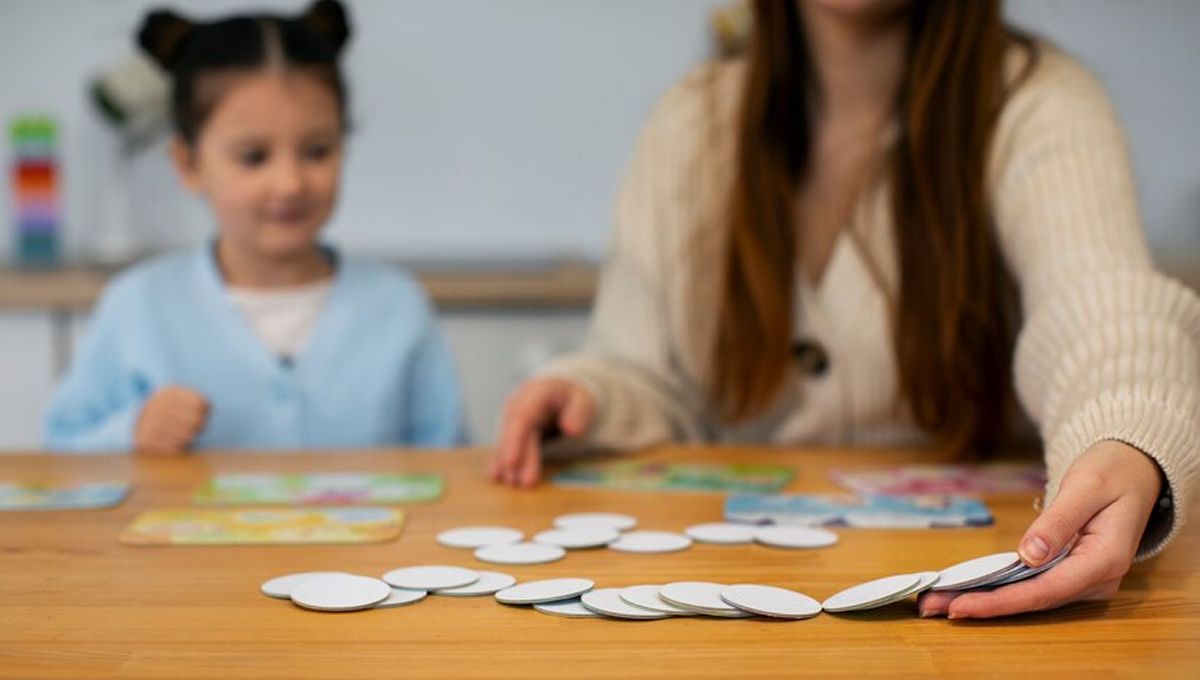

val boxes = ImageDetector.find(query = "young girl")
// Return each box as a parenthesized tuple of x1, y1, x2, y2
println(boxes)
(493, 0, 1200, 619)
(46, 0, 463, 452)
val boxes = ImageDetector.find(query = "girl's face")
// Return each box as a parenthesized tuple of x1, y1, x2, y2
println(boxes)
(172, 71, 343, 261)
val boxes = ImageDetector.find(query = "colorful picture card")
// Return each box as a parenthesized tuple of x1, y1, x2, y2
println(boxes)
(194, 472, 443, 506)
(724, 492, 994, 528)
(831, 463, 1045, 496)
(552, 460, 794, 494)
(0, 481, 130, 511)
(119, 507, 404, 546)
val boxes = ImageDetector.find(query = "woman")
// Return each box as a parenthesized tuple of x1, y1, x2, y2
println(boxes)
(492, 0, 1199, 619)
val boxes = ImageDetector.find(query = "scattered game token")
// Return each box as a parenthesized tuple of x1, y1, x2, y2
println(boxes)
(581, 588, 671, 620)
(533, 527, 620, 549)
(684, 523, 756, 545)
(906, 571, 941, 595)
(534, 598, 603, 618)
(475, 542, 566, 565)
(382, 565, 479, 591)
(932, 552, 1021, 591)
(437, 526, 524, 549)
(660, 582, 754, 618)
(619, 585, 698, 616)
(553, 512, 638, 532)
(607, 531, 692, 554)
(374, 588, 428, 608)
(720, 584, 822, 620)
(433, 571, 517, 597)
(261, 571, 349, 599)
(290, 574, 391, 612)
(753, 526, 839, 549)
(495, 578, 595, 605)
(822, 573, 920, 613)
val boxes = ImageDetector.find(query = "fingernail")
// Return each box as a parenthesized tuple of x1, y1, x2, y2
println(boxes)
(1020, 536, 1049, 563)
(919, 609, 941, 618)
(947, 612, 959, 620)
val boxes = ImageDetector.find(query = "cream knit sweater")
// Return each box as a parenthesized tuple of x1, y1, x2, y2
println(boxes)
(541, 47, 1200, 558)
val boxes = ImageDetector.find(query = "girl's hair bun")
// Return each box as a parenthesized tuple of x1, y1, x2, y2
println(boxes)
(137, 10, 197, 72)
(298, 0, 351, 55)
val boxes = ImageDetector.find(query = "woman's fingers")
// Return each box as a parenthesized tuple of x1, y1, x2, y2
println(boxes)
(517, 427, 542, 488)
(558, 386, 593, 437)
(494, 383, 556, 485)
(916, 590, 961, 617)
(1018, 471, 1113, 567)
(943, 546, 1116, 619)
(492, 380, 594, 487)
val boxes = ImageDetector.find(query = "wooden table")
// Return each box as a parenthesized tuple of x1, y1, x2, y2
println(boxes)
(1, 447, 1197, 678)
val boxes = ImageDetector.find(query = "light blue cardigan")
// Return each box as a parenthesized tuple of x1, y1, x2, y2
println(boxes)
(45, 245, 464, 451)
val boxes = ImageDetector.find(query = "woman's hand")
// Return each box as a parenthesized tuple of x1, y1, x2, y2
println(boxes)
(919, 440, 1163, 619)
(133, 385, 209, 455)
(491, 378, 594, 488)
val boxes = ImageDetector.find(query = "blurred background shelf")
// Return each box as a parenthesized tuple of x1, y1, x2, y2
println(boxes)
(0, 257, 599, 311)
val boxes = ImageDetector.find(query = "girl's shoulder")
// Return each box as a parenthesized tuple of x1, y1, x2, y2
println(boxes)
(335, 255, 432, 315)
(98, 249, 204, 311)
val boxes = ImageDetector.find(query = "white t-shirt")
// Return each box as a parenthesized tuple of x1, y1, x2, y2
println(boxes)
(227, 279, 333, 358)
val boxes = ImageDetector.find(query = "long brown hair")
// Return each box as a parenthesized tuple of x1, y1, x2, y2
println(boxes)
(712, 0, 1031, 455)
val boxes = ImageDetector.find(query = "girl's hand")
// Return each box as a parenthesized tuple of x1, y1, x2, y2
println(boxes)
(491, 378, 594, 488)
(133, 386, 209, 455)
(919, 440, 1163, 619)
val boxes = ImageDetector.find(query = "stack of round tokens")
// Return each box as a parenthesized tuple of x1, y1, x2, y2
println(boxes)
(496, 578, 595, 605)
(821, 571, 940, 613)
(262, 565, 522, 612)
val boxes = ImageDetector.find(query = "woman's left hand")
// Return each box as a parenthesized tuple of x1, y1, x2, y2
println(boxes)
(918, 440, 1163, 619)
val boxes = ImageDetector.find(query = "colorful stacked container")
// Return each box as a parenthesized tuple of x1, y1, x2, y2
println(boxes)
(10, 115, 60, 266)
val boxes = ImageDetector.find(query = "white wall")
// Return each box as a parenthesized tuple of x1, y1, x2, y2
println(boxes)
(1006, 0, 1200, 281)
(0, 0, 726, 264)
(0, 1, 1195, 267)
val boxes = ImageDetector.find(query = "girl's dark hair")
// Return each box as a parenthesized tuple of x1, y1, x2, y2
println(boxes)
(137, 0, 351, 144)
(712, 0, 1037, 456)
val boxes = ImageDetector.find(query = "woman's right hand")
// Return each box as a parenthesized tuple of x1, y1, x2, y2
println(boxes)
(491, 378, 594, 488)
(133, 385, 209, 455)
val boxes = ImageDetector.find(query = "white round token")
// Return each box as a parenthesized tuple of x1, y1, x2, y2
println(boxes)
(495, 578, 595, 605)
(382, 565, 479, 591)
(581, 588, 671, 620)
(436, 526, 524, 549)
(433, 571, 517, 597)
(753, 525, 839, 549)
(619, 585, 698, 616)
(821, 573, 921, 613)
(553, 512, 638, 532)
(534, 598, 602, 618)
(720, 584, 822, 620)
(289, 574, 391, 612)
(533, 527, 620, 549)
(907, 571, 941, 595)
(659, 582, 754, 618)
(684, 523, 757, 545)
(608, 531, 693, 554)
(475, 542, 566, 565)
(261, 571, 349, 599)
(374, 588, 428, 608)
(932, 552, 1021, 591)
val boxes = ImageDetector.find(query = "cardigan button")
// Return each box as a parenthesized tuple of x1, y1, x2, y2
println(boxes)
(791, 339, 830, 377)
